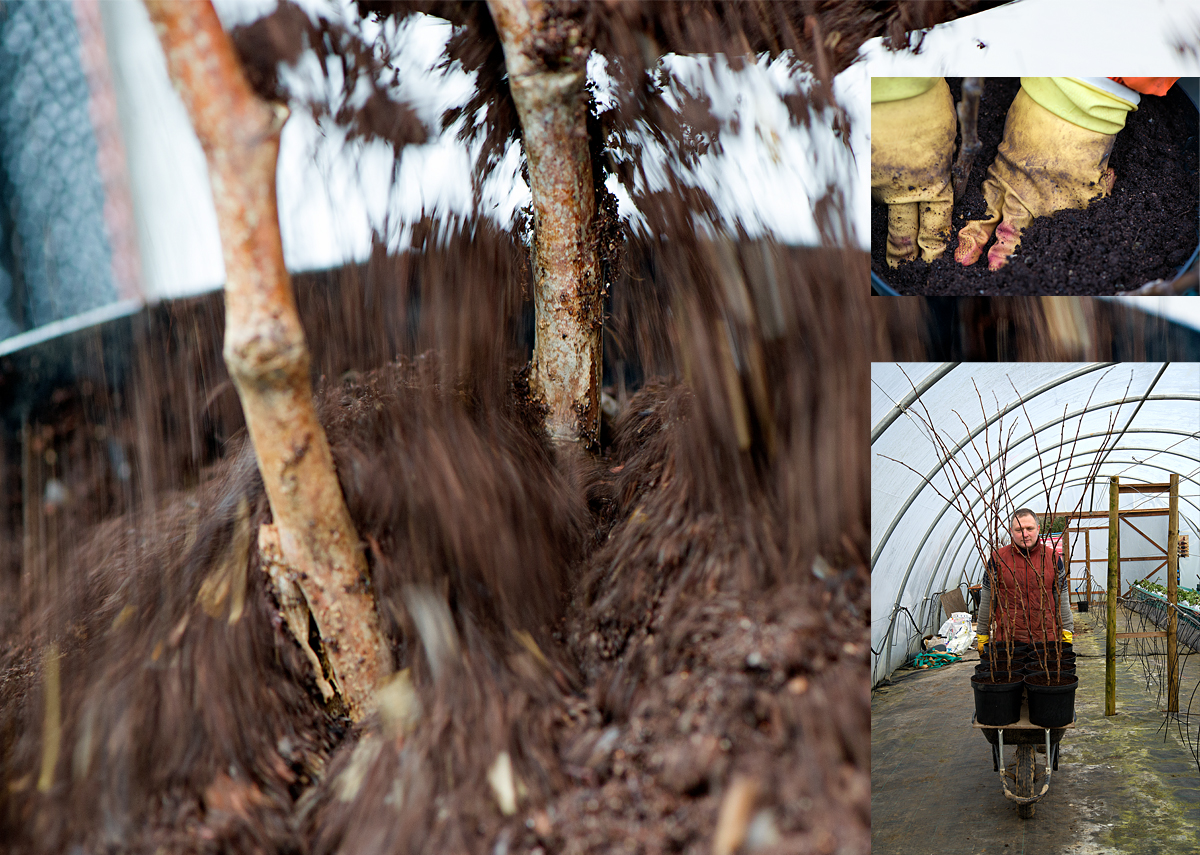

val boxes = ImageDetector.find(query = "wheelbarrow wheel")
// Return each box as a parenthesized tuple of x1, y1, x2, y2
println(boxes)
(1016, 744, 1036, 818)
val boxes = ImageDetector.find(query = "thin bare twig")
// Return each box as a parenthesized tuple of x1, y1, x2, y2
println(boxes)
(951, 77, 983, 204)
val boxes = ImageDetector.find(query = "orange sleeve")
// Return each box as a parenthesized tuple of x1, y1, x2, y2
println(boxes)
(1109, 77, 1180, 96)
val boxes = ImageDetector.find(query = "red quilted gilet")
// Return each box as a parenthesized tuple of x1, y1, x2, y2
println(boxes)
(989, 540, 1059, 644)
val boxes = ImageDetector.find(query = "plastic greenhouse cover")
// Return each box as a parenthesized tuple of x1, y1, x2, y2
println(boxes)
(871, 362, 1200, 685)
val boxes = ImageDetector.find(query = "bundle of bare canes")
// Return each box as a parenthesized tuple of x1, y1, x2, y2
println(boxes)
(878, 366, 1134, 682)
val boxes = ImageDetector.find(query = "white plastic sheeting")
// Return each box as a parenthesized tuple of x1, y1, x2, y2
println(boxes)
(871, 363, 1200, 685)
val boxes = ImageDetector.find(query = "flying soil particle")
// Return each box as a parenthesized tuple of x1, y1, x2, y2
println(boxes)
(0, 1, 932, 850)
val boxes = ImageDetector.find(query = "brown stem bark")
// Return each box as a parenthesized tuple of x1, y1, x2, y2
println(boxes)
(487, 0, 602, 448)
(1105, 476, 1119, 715)
(145, 0, 390, 720)
(1040, 296, 1092, 357)
(1125, 266, 1199, 295)
(951, 77, 982, 204)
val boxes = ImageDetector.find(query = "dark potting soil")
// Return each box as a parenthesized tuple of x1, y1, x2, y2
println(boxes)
(973, 674, 1022, 686)
(1025, 674, 1079, 687)
(0, 234, 872, 853)
(872, 77, 1200, 295)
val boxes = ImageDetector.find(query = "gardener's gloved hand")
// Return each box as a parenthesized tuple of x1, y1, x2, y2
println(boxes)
(956, 78, 1137, 270)
(977, 633, 989, 652)
(1061, 630, 1073, 644)
(872, 77, 956, 268)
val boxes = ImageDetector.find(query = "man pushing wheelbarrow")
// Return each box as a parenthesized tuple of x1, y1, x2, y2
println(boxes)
(971, 509, 1079, 818)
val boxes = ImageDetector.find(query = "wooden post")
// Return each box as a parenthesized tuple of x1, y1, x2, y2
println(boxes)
(487, 0, 602, 448)
(1085, 528, 1092, 608)
(1167, 473, 1180, 714)
(1106, 476, 1119, 716)
(145, 0, 390, 720)
(1062, 522, 1072, 607)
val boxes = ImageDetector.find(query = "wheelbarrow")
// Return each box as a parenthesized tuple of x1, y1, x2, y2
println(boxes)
(973, 700, 1073, 818)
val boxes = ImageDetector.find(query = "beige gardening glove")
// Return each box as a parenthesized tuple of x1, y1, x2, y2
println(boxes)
(956, 77, 1138, 270)
(871, 77, 956, 267)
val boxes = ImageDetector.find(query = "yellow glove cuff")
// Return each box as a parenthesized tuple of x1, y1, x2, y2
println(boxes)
(871, 76, 941, 104)
(1062, 630, 1074, 644)
(1020, 77, 1137, 135)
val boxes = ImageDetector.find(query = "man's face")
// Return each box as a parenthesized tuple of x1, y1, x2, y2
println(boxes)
(1011, 514, 1040, 548)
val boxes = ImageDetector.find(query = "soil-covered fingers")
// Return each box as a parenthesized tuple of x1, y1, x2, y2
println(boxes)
(985, 192, 1035, 270)
(917, 199, 952, 263)
(955, 200, 1000, 267)
(886, 199, 953, 267)
(885, 201, 919, 267)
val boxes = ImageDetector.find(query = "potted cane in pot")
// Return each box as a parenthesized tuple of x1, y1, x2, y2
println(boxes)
(972, 550, 1023, 726)
(1024, 531, 1078, 728)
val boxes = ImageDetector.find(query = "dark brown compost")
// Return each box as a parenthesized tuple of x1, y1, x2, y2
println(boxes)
(0, 2, 1008, 853)
(873, 77, 1200, 295)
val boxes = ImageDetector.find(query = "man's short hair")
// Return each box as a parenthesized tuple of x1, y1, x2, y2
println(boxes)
(1012, 508, 1040, 525)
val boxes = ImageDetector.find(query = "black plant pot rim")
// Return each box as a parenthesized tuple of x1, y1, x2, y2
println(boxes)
(1024, 673, 1080, 688)
(1023, 667, 1077, 680)
(972, 674, 1024, 689)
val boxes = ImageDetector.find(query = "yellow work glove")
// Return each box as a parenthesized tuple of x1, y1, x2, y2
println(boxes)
(871, 77, 956, 267)
(977, 633, 989, 652)
(1061, 630, 1073, 644)
(956, 78, 1136, 270)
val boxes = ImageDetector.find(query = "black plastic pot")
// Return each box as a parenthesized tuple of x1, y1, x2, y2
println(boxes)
(972, 674, 1024, 726)
(1079, 600, 1090, 613)
(980, 655, 1022, 677)
(975, 662, 1024, 681)
(1036, 660, 1076, 676)
(1025, 674, 1079, 727)
(871, 79, 1200, 296)
(1029, 642, 1072, 660)
(1025, 664, 1076, 681)
(984, 641, 1029, 661)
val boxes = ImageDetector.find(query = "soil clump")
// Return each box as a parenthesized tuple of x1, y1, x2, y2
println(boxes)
(0, 233, 870, 854)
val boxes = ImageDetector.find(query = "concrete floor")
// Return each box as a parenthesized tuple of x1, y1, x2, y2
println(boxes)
(871, 611, 1200, 855)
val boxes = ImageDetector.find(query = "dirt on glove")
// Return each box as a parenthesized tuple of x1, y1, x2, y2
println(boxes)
(873, 77, 1199, 295)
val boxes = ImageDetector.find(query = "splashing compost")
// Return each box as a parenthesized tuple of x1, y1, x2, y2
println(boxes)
(0, 2, 991, 852)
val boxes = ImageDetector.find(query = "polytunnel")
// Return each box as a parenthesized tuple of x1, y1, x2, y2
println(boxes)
(871, 363, 1200, 851)
(872, 362, 1200, 687)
